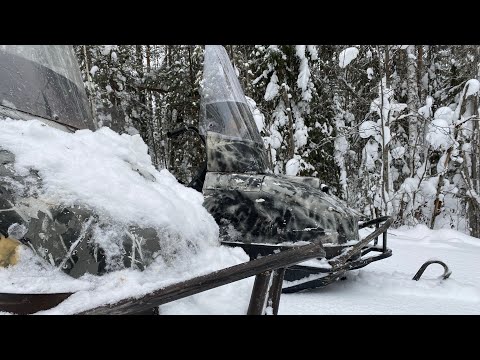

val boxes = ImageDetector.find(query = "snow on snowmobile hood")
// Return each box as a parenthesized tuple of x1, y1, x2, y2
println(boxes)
(0, 119, 221, 280)
(200, 45, 270, 174)
(0, 45, 95, 131)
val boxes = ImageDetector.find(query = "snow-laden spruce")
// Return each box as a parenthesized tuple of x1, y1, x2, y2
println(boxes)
(0, 118, 221, 272)
(338, 47, 359, 68)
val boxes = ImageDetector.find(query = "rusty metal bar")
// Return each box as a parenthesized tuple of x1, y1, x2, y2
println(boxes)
(247, 270, 273, 315)
(329, 217, 393, 268)
(268, 268, 286, 315)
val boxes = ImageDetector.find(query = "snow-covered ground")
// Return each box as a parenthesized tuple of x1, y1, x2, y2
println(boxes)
(159, 225, 480, 315)
(280, 226, 480, 314)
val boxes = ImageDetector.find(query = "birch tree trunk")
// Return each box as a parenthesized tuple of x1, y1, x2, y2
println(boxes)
(406, 45, 421, 176)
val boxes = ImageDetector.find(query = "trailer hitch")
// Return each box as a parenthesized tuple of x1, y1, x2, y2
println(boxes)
(412, 260, 452, 281)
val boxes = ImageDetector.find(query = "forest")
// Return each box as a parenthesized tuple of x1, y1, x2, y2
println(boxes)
(74, 45, 480, 238)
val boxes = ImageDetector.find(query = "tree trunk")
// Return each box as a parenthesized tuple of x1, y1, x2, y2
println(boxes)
(384, 45, 390, 87)
(431, 83, 478, 231)
(228, 45, 235, 64)
(467, 90, 480, 237)
(430, 150, 451, 229)
(468, 46, 480, 238)
(283, 89, 295, 161)
(416, 45, 424, 101)
(279, 63, 295, 162)
(406, 46, 421, 176)
(188, 45, 195, 97)
(378, 46, 389, 215)
(167, 45, 172, 66)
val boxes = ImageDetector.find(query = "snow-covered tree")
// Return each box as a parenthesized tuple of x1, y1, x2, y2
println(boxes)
(247, 45, 317, 176)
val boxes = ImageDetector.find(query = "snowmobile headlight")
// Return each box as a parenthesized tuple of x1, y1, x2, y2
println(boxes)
(0, 235, 21, 267)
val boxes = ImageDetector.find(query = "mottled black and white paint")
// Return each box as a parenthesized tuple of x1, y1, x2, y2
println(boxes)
(203, 172, 359, 247)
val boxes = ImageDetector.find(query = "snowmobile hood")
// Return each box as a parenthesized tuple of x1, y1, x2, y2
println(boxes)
(203, 172, 359, 244)
(200, 45, 269, 173)
(0, 45, 95, 131)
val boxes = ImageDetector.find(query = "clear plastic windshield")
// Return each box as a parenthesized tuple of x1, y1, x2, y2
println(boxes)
(200, 46, 269, 174)
(200, 45, 263, 144)
(0, 45, 95, 130)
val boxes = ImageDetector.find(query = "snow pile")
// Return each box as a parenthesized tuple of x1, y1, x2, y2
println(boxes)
(426, 106, 454, 150)
(362, 139, 379, 171)
(418, 96, 434, 120)
(307, 45, 318, 60)
(338, 47, 359, 68)
(293, 112, 308, 148)
(264, 72, 279, 101)
(434, 106, 454, 121)
(90, 65, 99, 77)
(246, 96, 265, 133)
(426, 119, 452, 150)
(295, 45, 313, 101)
(0, 118, 237, 294)
(285, 157, 300, 176)
(0, 119, 218, 245)
(465, 79, 480, 97)
(367, 67, 374, 80)
(359, 120, 379, 139)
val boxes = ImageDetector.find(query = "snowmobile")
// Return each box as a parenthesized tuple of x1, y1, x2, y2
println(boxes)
(0, 45, 448, 315)
(167, 45, 395, 293)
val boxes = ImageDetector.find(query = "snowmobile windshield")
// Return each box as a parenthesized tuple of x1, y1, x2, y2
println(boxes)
(0, 45, 95, 130)
(200, 45, 269, 173)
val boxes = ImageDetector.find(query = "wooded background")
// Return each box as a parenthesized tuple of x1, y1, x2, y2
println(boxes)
(74, 45, 480, 237)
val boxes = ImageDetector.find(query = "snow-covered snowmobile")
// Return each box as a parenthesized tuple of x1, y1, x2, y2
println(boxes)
(0, 46, 101, 276)
(168, 45, 394, 293)
(0, 45, 396, 314)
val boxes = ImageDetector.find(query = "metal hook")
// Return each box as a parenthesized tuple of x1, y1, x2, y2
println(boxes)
(412, 260, 452, 281)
